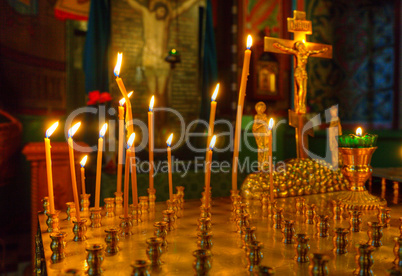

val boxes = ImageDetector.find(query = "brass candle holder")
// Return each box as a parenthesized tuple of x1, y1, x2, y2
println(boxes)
(230, 189, 240, 202)
(162, 210, 175, 231)
(255, 266, 275, 275)
(246, 240, 264, 273)
(197, 217, 212, 234)
(154, 221, 168, 248)
(105, 227, 120, 255)
(337, 147, 386, 210)
(147, 188, 156, 211)
(139, 196, 149, 214)
(46, 210, 60, 233)
(235, 203, 248, 222)
(197, 232, 213, 250)
(73, 219, 87, 242)
(282, 220, 295, 244)
(66, 202, 76, 221)
(62, 268, 81, 275)
(80, 193, 91, 214)
(166, 199, 177, 220)
(349, 210, 362, 232)
(317, 215, 330, 238)
(130, 204, 142, 224)
(237, 213, 250, 235)
(176, 186, 185, 209)
(305, 204, 316, 225)
(354, 244, 375, 276)
(242, 226, 257, 249)
(393, 237, 402, 267)
(260, 192, 269, 217)
(131, 260, 150, 276)
(42, 197, 49, 215)
(86, 244, 104, 276)
(295, 197, 306, 216)
(367, 221, 384, 247)
(104, 197, 115, 218)
(332, 200, 343, 220)
(377, 207, 391, 228)
(309, 253, 330, 276)
(173, 195, 182, 218)
(333, 228, 349, 254)
(269, 200, 277, 217)
(146, 237, 163, 268)
(50, 232, 67, 263)
(295, 234, 310, 263)
(230, 196, 242, 221)
(114, 192, 123, 216)
(192, 249, 212, 276)
(89, 207, 102, 228)
(273, 207, 284, 229)
(200, 206, 211, 219)
(119, 215, 133, 237)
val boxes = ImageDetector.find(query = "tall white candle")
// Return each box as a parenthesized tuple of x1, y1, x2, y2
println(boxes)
(44, 122, 59, 214)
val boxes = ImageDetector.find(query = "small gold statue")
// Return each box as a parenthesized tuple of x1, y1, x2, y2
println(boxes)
(252, 102, 270, 172)
(273, 41, 328, 114)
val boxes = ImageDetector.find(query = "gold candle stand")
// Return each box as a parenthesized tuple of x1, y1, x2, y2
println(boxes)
(89, 207, 102, 228)
(42, 197, 49, 215)
(46, 210, 60, 233)
(80, 193, 91, 214)
(337, 147, 386, 210)
(131, 260, 151, 276)
(105, 227, 120, 255)
(354, 244, 375, 276)
(66, 202, 76, 221)
(104, 197, 115, 217)
(176, 186, 185, 209)
(246, 240, 264, 273)
(367, 222, 384, 247)
(139, 196, 149, 214)
(130, 204, 142, 224)
(198, 218, 212, 233)
(309, 253, 329, 276)
(50, 232, 67, 263)
(349, 210, 362, 232)
(114, 192, 123, 216)
(333, 228, 349, 255)
(86, 244, 104, 276)
(193, 249, 212, 276)
(147, 188, 156, 211)
(377, 207, 391, 227)
(146, 237, 163, 268)
(119, 215, 133, 237)
(295, 234, 310, 263)
(197, 232, 213, 250)
(154, 221, 168, 248)
(162, 210, 175, 231)
(73, 219, 87, 242)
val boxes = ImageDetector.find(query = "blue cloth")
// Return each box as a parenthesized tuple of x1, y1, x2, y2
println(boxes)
(83, 0, 110, 95)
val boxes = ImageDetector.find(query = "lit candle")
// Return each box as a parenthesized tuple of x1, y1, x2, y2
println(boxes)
(337, 127, 378, 148)
(68, 122, 82, 222)
(232, 35, 252, 191)
(80, 155, 88, 195)
(207, 83, 219, 149)
(148, 96, 155, 190)
(205, 135, 216, 208)
(124, 133, 135, 218)
(44, 122, 59, 214)
(114, 53, 134, 137)
(356, 127, 362, 136)
(268, 118, 274, 202)
(166, 133, 174, 201)
(129, 133, 138, 207)
(117, 91, 133, 195)
(95, 123, 108, 209)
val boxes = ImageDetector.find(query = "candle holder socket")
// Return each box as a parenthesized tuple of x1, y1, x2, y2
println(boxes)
(242, 226, 257, 249)
(66, 202, 76, 221)
(80, 193, 91, 214)
(139, 196, 149, 214)
(237, 213, 250, 235)
(130, 204, 142, 224)
(197, 217, 212, 234)
(197, 231, 213, 250)
(273, 207, 284, 229)
(295, 234, 310, 263)
(349, 210, 362, 232)
(282, 220, 296, 244)
(114, 192, 123, 216)
(247, 240, 264, 273)
(230, 189, 240, 202)
(393, 237, 402, 267)
(354, 243, 375, 276)
(119, 215, 133, 237)
(332, 200, 344, 220)
(317, 215, 330, 238)
(305, 204, 316, 224)
(255, 266, 275, 275)
(367, 221, 384, 247)
(89, 207, 102, 228)
(154, 221, 168, 247)
(333, 228, 349, 254)
(104, 197, 115, 217)
(176, 186, 185, 209)
(377, 207, 391, 228)
(260, 192, 269, 217)
(50, 232, 67, 263)
(166, 199, 177, 220)
(86, 244, 104, 276)
(200, 206, 211, 219)
(193, 249, 212, 276)
(131, 260, 150, 276)
(309, 253, 329, 276)
(269, 200, 277, 217)
(146, 236, 163, 267)
(42, 197, 49, 215)
(73, 219, 87, 242)
(173, 195, 182, 217)
(235, 203, 248, 222)
(147, 188, 156, 211)
(105, 227, 120, 255)
(162, 210, 175, 231)
(46, 210, 60, 233)
(295, 197, 306, 216)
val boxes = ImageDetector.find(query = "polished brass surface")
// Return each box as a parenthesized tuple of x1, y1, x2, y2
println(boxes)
(42, 196, 49, 215)
(147, 188, 156, 211)
(378, 207, 391, 227)
(50, 232, 66, 263)
(367, 221, 384, 247)
(354, 244, 374, 276)
(331, 200, 343, 220)
(90, 207, 102, 228)
(72, 219, 87, 242)
(295, 234, 310, 263)
(104, 198, 115, 218)
(154, 221, 168, 248)
(38, 195, 402, 275)
(114, 192, 123, 216)
(80, 193, 91, 214)
(317, 215, 330, 238)
(193, 249, 212, 276)
(66, 202, 76, 221)
(349, 210, 363, 232)
(46, 211, 60, 233)
(332, 228, 349, 254)
(105, 227, 120, 255)
(338, 147, 387, 210)
(146, 236, 163, 267)
(247, 240, 264, 273)
(305, 204, 316, 224)
(86, 244, 104, 276)
(309, 253, 329, 276)
(131, 260, 151, 276)
(119, 215, 133, 237)
(282, 220, 295, 244)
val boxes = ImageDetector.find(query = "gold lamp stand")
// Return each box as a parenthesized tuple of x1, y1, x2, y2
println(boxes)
(337, 147, 386, 210)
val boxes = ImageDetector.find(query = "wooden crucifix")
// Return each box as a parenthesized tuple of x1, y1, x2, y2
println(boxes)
(264, 10, 333, 159)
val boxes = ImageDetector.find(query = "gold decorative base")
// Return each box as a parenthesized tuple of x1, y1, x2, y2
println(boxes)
(73, 219, 87, 242)
(46, 211, 60, 233)
(114, 192, 123, 216)
(148, 188, 156, 211)
(338, 190, 386, 210)
(90, 207, 102, 228)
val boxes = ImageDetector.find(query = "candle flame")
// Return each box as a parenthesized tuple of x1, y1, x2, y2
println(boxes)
(46, 121, 59, 138)
(119, 91, 133, 106)
(268, 118, 274, 130)
(211, 83, 219, 101)
(166, 133, 173, 147)
(247, 35, 252, 49)
(149, 95, 155, 112)
(209, 135, 217, 150)
(302, 39, 306, 44)
(356, 127, 362, 136)
(114, 52, 123, 77)
(68, 122, 81, 138)
(80, 155, 88, 167)
(99, 123, 108, 138)
(127, 133, 135, 148)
